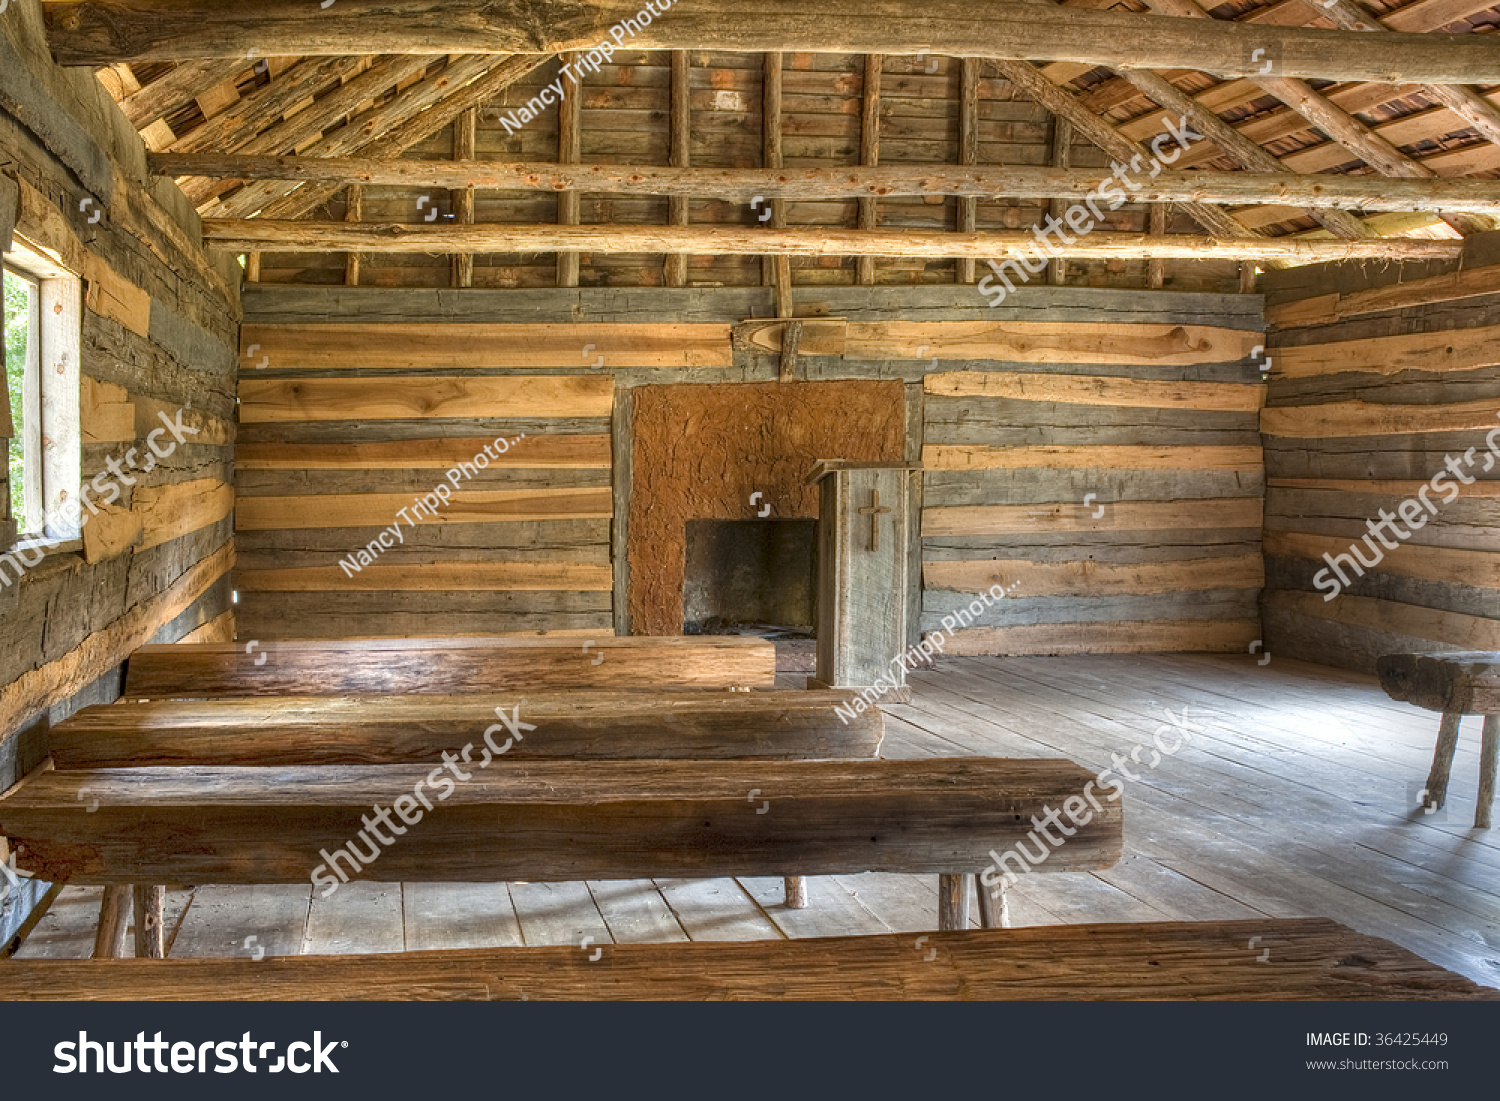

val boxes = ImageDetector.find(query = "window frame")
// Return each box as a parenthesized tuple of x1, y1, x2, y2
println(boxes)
(4, 263, 43, 537)
(2, 237, 82, 549)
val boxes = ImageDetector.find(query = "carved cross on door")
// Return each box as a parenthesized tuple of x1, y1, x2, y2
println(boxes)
(858, 488, 892, 552)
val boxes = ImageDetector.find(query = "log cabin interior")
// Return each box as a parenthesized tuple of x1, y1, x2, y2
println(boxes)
(2, 0, 1500, 1005)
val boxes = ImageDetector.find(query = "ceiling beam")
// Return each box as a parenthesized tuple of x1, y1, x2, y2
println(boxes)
(146, 153, 1500, 216)
(42, 0, 1500, 84)
(200, 219, 1464, 261)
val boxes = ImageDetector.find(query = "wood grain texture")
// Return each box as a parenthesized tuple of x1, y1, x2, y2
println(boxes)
(1274, 325, 1500, 378)
(43, 0, 1500, 85)
(924, 555, 1264, 596)
(235, 488, 612, 530)
(2, 919, 1490, 1000)
(922, 444, 1262, 472)
(48, 691, 885, 768)
(942, 619, 1262, 655)
(1261, 399, 1500, 438)
(847, 321, 1257, 365)
(923, 498, 1263, 537)
(1377, 651, 1500, 714)
(122, 636, 777, 696)
(239, 323, 733, 369)
(1265, 265, 1500, 328)
(1266, 590, 1500, 651)
(235, 562, 615, 592)
(925, 372, 1264, 412)
(235, 434, 611, 470)
(0, 758, 1123, 885)
(1264, 531, 1500, 592)
(238, 376, 615, 423)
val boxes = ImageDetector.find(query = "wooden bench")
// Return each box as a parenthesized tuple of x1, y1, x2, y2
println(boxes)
(1377, 651, 1499, 828)
(0, 758, 1122, 935)
(47, 691, 885, 767)
(0, 919, 1489, 1001)
(122, 636, 777, 698)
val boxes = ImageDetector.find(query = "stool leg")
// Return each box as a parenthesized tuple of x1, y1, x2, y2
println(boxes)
(133, 885, 165, 959)
(1478, 715, 1497, 830)
(937, 874, 968, 931)
(1424, 712, 1463, 812)
(783, 875, 808, 909)
(92, 885, 131, 959)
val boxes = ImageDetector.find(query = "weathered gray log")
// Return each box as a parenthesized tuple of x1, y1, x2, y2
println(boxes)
(43, 0, 1500, 86)
(49, 692, 884, 767)
(0, 759, 1123, 885)
(123, 637, 776, 697)
(1423, 712, 1464, 812)
(1377, 651, 1500, 714)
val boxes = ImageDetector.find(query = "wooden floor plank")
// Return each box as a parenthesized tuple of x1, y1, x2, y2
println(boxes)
(401, 883, 525, 951)
(303, 881, 405, 955)
(168, 885, 312, 960)
(508, 881, 611, 948)
(586, 879, 689, 943)
(654, 877, 784, 942)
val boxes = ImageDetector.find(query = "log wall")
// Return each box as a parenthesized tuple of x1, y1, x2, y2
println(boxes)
(1261, 231, 1500, 673)
(0, 0, 240, 941)
(239, 284, 1265, 650)
(0, 0, 241, 783)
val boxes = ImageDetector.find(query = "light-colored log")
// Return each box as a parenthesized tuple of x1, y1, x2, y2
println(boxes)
(343, 184, 362, 287)
(44, 0, 1500, 85)
(200, 220, 1464, 262)
(923, 498, 1263, 537)
(763, 52, 793, 316)
(924, 370, 1264, 410)
(1046, 115, 1071, 286)
(149, 154, 1500, 217)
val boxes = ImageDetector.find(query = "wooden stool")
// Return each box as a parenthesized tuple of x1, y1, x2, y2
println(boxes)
(1377, 652, 1500, 829)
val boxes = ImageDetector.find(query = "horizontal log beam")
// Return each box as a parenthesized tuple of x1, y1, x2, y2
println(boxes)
(200, 219, 1465, 261)
(44, 0, 1500, 84)
(149, 153, 1500, 215)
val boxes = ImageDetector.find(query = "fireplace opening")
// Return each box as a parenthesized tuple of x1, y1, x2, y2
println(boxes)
(682, 519, 817, 638)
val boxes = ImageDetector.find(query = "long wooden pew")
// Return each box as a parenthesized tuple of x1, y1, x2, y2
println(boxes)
(1, 920, 1490, 1001)
(0, 759, 1121, 887)
(47, 691, 884, 767)
(122, 636, 776, 697)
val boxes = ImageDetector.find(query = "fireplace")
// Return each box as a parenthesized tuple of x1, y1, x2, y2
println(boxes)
(683, 519, 818, 635)
(627, 380, 907, 636)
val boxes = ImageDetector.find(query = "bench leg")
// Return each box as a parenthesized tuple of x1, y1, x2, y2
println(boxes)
(1478, 715, 1498, 830)
(938, 874, 969, 932)
(783, 876, 808, 909)
(92, 885, 132, 959)
(133, 885, 165, 959)
(1424, 712, 1464, 812)
(974, 875, 1010, 929)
